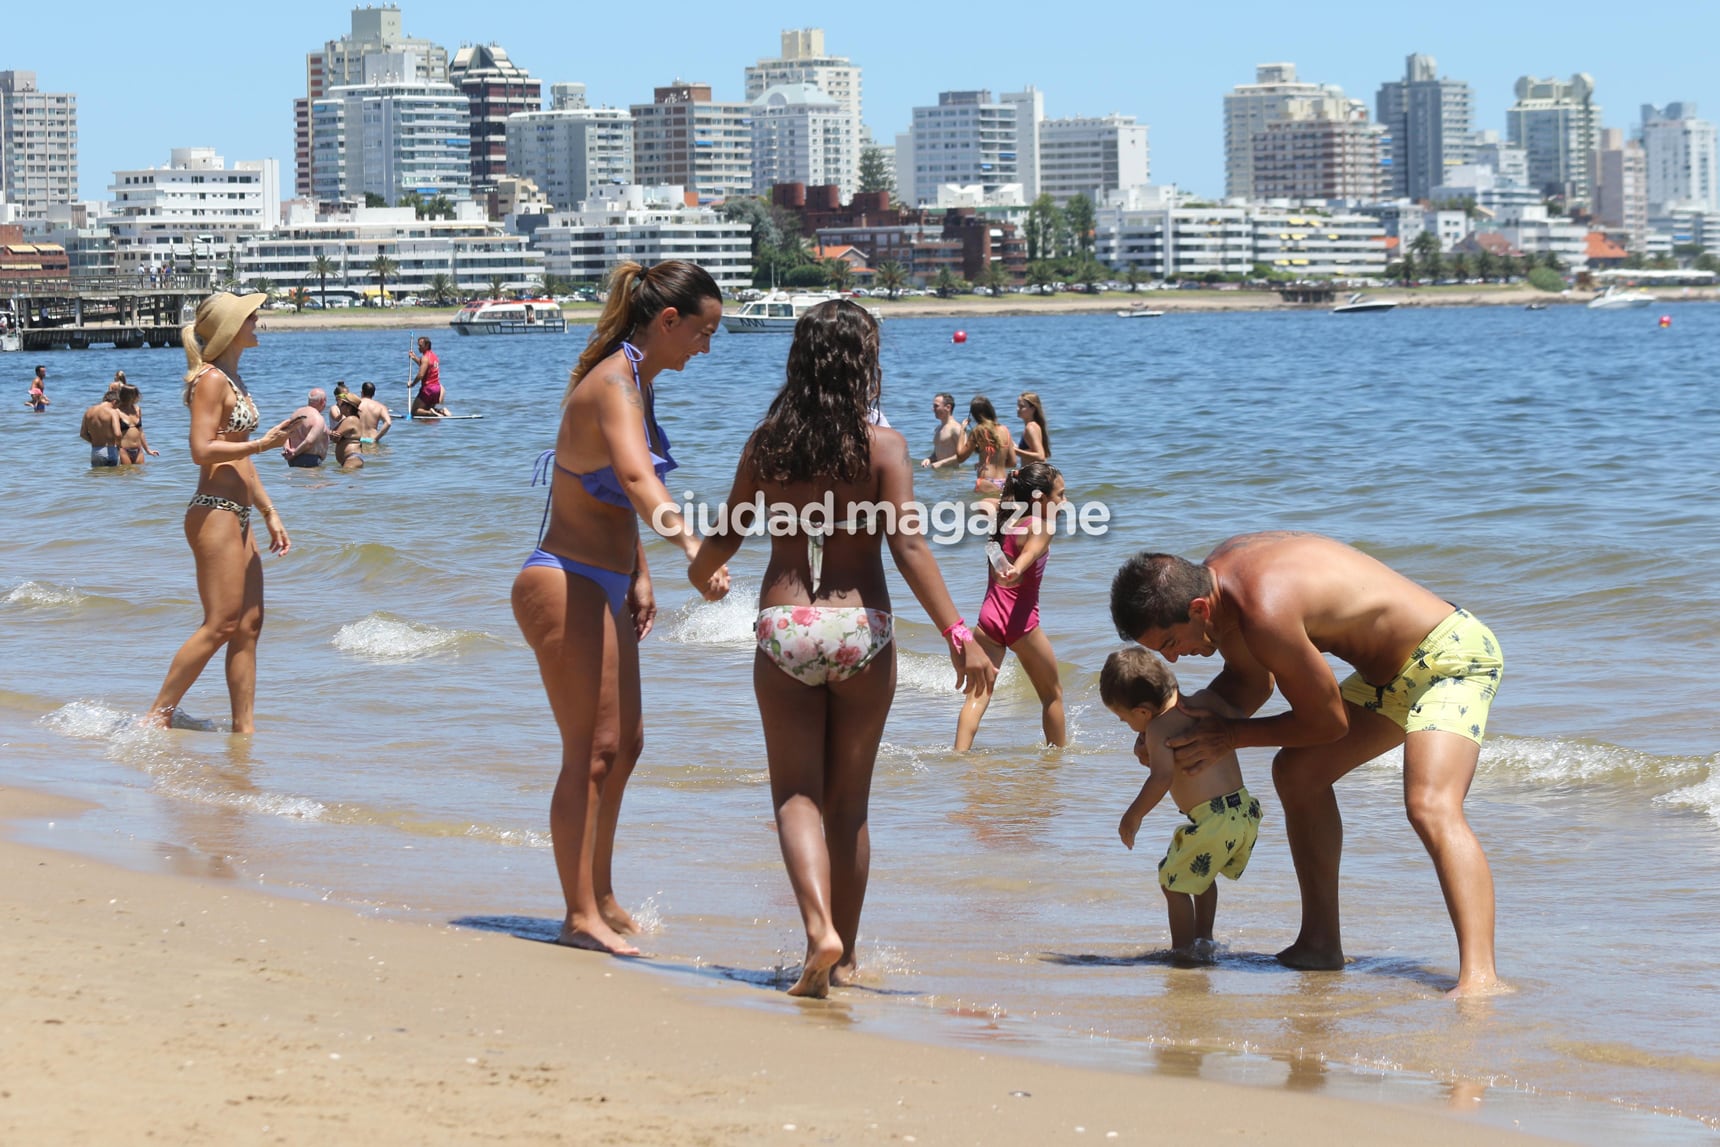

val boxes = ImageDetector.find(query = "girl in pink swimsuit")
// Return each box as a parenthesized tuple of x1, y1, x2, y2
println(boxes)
(954, 461, 1068, 751)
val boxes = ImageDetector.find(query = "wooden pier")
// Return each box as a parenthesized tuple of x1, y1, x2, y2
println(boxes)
(0, 274, 214, 352)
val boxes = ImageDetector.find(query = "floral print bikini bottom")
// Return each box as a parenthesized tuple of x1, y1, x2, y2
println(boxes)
(755, 605, 894, 686)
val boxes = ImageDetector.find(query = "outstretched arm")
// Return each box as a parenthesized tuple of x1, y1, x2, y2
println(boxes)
(687, 444, 758, 592)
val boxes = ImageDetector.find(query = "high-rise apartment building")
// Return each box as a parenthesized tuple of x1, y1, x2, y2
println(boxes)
(450, 44, 541, 203)
(1001, 87, 1044, 201)
(1506, 74, 1601, 207)
(1594, 128, 1648, 249)
(744, 29, 861, 123)
(505, 105, 634, 210)
(0, 71, 78, 220)
(1224, 64, 1357, 200)
(1038, 115, 1149, 204)
(312, 56, 471, 207)
(1375, 54, 1473, 201)
(295, 6, 450, 198)
(906, 90, 1019, 207)
(1251, 101, 1385, 202)
(108, 148, 280, 274)
(1639, 102, 1719, 212)
(630, 82, 752, 204)
(1472, 132, 1531, 188)
(751, 83, 858, 199)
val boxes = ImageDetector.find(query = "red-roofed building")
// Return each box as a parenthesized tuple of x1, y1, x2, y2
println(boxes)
(1584, 231, 1629, 268)
(1454, 231, 1523, 259)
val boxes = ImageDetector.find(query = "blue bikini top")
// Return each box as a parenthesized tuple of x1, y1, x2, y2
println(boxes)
(534, 342, 677, 520)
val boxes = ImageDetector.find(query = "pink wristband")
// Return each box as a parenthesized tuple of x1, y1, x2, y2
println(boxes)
(943, 621, 973, 652)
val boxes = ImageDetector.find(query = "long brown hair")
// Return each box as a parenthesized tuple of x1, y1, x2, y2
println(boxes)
(1019, 390, 1051, 458)
(748, 299, 880, 485)
(565, 260, 722, 404)
(968, 395, 1003, 461)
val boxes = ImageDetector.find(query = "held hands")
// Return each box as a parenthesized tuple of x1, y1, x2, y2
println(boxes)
(1166, 704, 1235, 775)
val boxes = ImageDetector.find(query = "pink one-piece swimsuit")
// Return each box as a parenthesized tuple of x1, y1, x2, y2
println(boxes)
(977, 530, 1047, 647)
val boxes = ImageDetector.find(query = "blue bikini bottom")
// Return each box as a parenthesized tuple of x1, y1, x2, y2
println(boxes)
(520, 549, 630, 615)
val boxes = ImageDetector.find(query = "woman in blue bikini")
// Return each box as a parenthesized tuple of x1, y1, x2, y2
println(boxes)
(690, 300, 995, 997)
(512, 260, 729, 957)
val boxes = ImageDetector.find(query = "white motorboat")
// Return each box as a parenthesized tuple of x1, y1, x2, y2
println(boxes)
(1332, 293, 1397, 314)
(719, 290, 850, 333)
(1586, 285, 1656, 310)
(450, 298, 567, 335)
(0, 331, 20, 353)
(1116, 304, 1165, 318)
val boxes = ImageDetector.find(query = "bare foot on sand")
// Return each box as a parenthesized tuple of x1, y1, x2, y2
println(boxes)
(1276, 941, 1345, 971)
(140, 706, 173, 730)
(829, 956, 858, 987)
(1446, 974, 1511, 999)
(557, 917, 639, 957)
(598, 896, 638, 936)
(787, 931, 843, 999)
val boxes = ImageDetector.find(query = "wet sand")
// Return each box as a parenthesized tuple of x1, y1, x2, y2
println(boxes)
(0, 785, 1556, 1145)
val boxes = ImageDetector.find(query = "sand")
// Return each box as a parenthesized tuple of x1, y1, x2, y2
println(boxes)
(253, 284, 1720, 333)
(0, 785, 1561, 1145)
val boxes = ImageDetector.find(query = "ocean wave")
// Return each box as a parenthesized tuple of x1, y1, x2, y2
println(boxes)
(1475, 736, 1711, 788)
(5, 580, 85, 608)
(41, 699, 131, 738)
(1656, 768, 1720, 829)
(663, 590, 757, 647)
(331, 613, 495, 662)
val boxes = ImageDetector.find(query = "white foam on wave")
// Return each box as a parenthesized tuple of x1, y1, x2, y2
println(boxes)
(897, 647, 1020, 698)
(332, 613, 485, 662)
(463, 823, 552, 849)
(5, 580, 84, 608)
(41, 700, 131, 738)
(1476, 735, 1707, 787)
(1655, 760, 1720, 828)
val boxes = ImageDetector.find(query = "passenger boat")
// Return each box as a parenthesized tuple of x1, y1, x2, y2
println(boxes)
(1331, 292, 1398, 314)
(720, 291, 876, 333)
(449, 298, 567, 336)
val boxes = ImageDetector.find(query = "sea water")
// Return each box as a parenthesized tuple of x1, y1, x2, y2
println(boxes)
(3, 304, 1718, 1143)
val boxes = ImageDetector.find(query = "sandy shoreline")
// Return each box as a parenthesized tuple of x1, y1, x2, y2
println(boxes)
(253, 285, 1720, 332)
(0, 784, 1560, 1145)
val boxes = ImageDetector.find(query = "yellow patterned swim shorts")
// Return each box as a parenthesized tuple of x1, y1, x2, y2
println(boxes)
(1338, 608, 1503, 745)
(1158, 786, 1262, 894)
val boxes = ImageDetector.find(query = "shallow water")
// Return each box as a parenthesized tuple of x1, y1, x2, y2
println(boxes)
(4, 303, 1719, 1143)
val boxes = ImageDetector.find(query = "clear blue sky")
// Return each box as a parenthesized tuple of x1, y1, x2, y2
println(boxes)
(10, 0, 1715, 203)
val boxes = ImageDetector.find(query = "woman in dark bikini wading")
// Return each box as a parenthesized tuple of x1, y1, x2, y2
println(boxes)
(147, 292, 297, 731)
(690, 300, 995, 997)
(512, 260, 729, 957)
(116, 381, 157, 465)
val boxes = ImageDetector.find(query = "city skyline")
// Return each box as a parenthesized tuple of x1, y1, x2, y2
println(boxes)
(6, 0, 1717, 204)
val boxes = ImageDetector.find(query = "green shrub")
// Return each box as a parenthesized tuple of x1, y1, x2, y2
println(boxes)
(1526, 267, 1565, 292)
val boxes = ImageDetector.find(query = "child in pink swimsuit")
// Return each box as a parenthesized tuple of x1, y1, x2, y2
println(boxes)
(954, 461, 1068, 751)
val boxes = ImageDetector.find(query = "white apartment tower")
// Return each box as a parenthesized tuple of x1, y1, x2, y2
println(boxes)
(1506, 74, 1602, 208)
(109, 148, 281, 274)
(1038, 115, 1149, 204)
(1595, 128, 1648, 249)
(907, 90, 1019, 207)
(630, 82, 752, 204)
(751, 83, 858, 198)
(1639, 102, 1719, 213)
(1001, 87, 1044, 201)
(312, 56, 472, 207)
(1224, 64, 1360, 200)
(505, 106, 634, 211)
(0, 71, 78, 221)
(744, 30, 861, 122)
(296, 6, 451, 198)
(1375, 54, 1474, 201)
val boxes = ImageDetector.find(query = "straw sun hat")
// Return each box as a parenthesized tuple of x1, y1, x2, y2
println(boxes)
(189, 292, 266, 363)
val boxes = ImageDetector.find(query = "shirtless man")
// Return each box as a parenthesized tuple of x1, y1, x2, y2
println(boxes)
(1109, 533, 1505, 996)
(918, 392, 965, 468)
(282, 388, 330, 467)
(26, 365, 50, 411)
(79, 385, 124, 467)
(358, 381, 393, 444)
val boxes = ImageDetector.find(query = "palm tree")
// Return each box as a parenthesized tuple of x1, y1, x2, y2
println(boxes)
(427, 273, 457, 306)
(250, 278, 276, 308)
(981, 262, 1010, 296)
(423, 195, 454, 221)
(369, 254, 399, 307)
(1410, 231, 1442, 281)
(873, 260, 907, 300)
(823, 258, 853, 292)
(1123, 265, 1144, 293)
(1473, 249, 1499, 283)
(310, 253, 338, 311)
(488, 274, 509, 299)
(287, 286, 311, 314)
(1076, 259, 1104, 294)
(932, 267, 959, 298)
(1026, 261, 1056, 295)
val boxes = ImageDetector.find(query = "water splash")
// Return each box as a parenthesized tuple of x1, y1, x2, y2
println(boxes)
(331, 613, 492, 662)
(5, 580, 84, 608)
(663, 591, 757, 647)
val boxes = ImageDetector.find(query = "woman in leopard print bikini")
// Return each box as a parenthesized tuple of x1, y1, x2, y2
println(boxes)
(146, 292, 298, 733)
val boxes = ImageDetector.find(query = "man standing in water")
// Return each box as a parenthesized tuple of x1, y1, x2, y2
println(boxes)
(407, 336, 446, 417)
(357, 381, 393, 444)
(918, 392, 964, 467)
(281, 388, 330, 467)
(1109, 533, 1505, 996)
(79, 384, 124, 466)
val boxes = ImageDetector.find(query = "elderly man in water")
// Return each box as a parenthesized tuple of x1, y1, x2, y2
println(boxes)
(282, 388, 330, 467)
